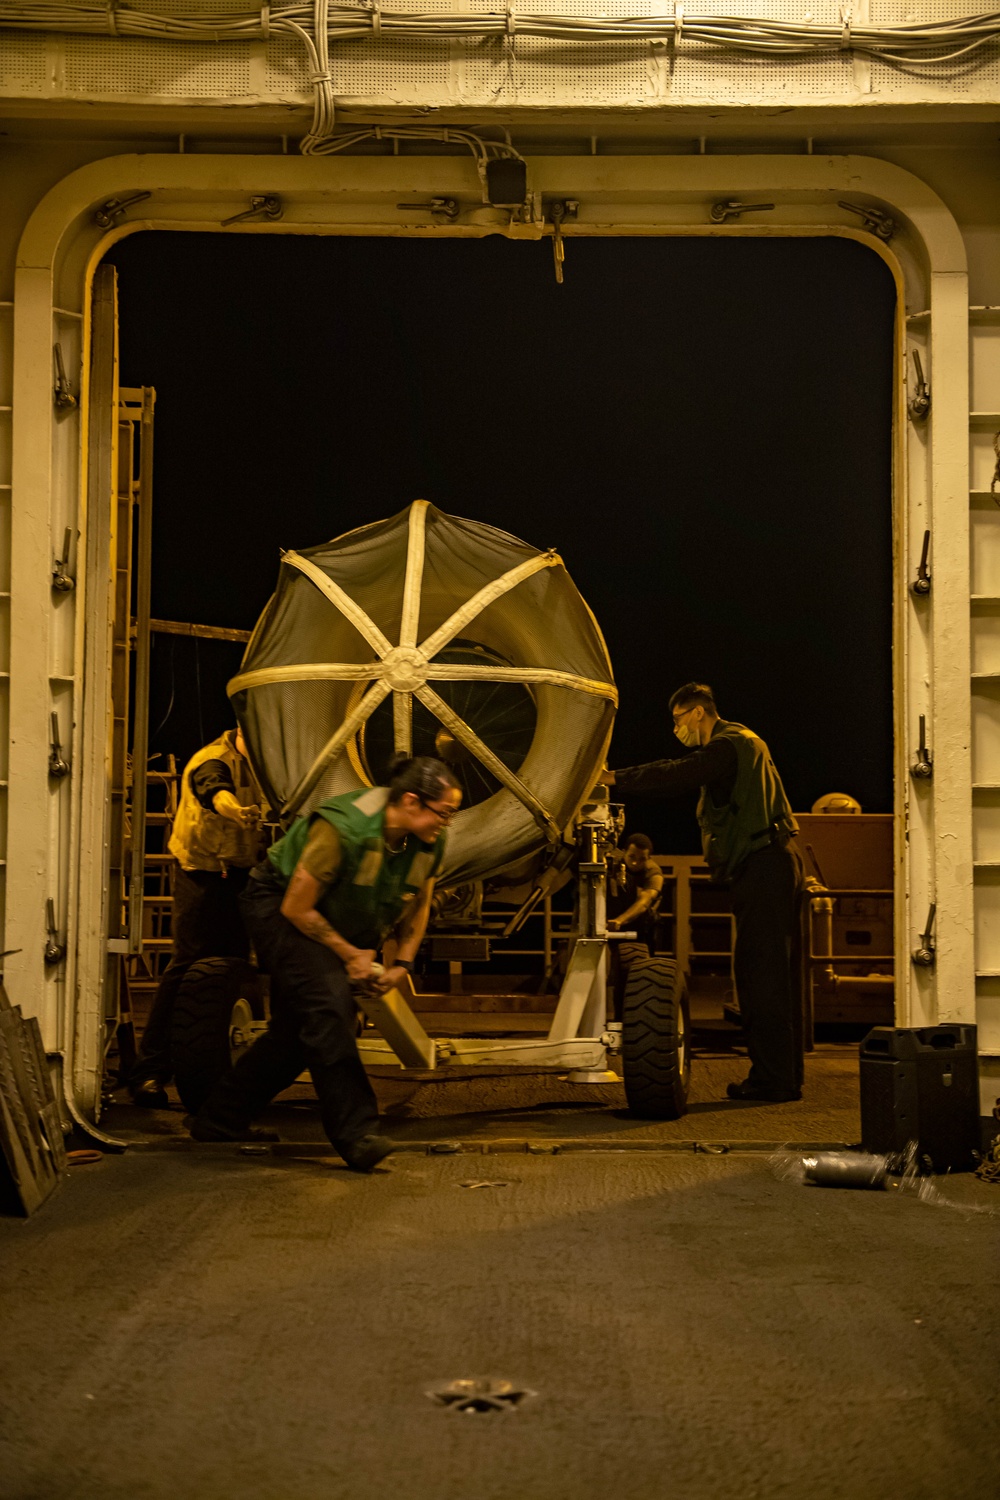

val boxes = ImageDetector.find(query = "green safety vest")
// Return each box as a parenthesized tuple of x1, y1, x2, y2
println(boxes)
(697, 722, 798, 881)
(267, 786, 447, 947)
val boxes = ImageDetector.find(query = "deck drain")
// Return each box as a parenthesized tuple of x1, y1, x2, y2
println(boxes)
(427, 1377, 535, 1414)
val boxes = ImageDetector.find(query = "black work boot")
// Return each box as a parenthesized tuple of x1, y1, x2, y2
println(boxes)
(339, 1134, 396, 1173)
(727, 1078, 802, 1103)
(130, 1079, 170, 1110)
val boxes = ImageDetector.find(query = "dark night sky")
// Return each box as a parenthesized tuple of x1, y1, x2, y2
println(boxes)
(105, 229, 895, 853)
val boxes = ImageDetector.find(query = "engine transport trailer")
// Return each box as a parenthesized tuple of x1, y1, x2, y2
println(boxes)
(166, 499, 691, 1122)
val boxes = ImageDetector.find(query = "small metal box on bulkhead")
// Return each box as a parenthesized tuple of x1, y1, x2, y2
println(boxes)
(859, 1025, 980, 1172)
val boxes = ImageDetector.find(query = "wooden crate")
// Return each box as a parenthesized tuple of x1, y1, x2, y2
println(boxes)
(0, 982, 66, 1216)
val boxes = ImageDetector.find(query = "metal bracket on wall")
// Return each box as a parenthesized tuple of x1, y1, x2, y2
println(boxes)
(396, 198, 460, 222)
(710, 200, 774, 224)
(93, 192, 151, 229)
(907, 350, 931, 422)
(911, 713, 934, 780)
(838, 200, 895, 241)
(51, 527, 75, 593)
(221, 194, 283, 228)
(52, 344, 76, 411)
(912, 903, 936, 968)
(911, 529, 931, 597)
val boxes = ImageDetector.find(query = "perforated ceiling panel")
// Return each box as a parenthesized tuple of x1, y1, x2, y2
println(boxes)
(673, 0, 854, 98)
(334, 0, 452, 99)
(462, 0, 651, 106)
(64, 36, 252, 95)
(869, 0, 1000, 93)
(63, 0, 253, 97)
(264, 35, 312, 97)
(1, 0, 999, 107)
(0, 32, 47, 93)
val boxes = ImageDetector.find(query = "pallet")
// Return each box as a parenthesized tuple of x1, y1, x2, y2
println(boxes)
(0, 981, 66, 1216)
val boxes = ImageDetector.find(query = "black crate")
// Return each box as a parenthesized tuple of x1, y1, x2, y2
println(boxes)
(859, 1024, 979, 1173)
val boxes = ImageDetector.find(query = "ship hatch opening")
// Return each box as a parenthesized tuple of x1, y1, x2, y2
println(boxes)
(101, 229, 896, 1055)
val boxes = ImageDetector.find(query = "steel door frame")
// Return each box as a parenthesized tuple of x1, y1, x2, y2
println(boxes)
(8, 152, 973, 1118)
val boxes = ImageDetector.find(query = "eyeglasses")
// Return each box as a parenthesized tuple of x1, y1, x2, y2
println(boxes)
(419, 797, 459, 823)
(671, 706, 698, 724)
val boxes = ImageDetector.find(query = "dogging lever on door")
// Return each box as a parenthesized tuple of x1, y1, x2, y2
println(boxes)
(221, 195, 283, 227)
(911, 714, 933, 780)
(912, 904, 936, 969)
(911, 529, 931, 596)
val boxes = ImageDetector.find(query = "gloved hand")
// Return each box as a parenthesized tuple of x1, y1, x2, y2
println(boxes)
(213, 790, 261, 828)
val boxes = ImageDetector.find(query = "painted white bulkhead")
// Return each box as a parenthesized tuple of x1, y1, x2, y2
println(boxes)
(0, 122, 998, 1123)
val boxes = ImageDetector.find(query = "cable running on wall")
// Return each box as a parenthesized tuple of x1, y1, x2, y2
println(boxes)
(3, 1, 1000, 153)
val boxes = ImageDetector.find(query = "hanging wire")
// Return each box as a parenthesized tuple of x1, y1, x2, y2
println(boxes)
(151, 634, 177, 740)
(194, 636, 206, 745)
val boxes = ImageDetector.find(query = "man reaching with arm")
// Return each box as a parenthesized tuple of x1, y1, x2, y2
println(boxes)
(612, 682, 804, 1103)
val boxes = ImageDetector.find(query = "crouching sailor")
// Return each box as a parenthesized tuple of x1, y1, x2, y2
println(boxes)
(191, 755, 462, 1172)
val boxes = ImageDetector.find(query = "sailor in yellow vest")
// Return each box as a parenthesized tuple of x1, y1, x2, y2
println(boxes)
(191, 754, 461, 1173)
(612, 682, 805, 1102)
(129, 726, 266, 1106)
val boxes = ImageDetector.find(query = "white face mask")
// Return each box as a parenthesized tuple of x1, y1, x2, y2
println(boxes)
(674, 719, 699, 749)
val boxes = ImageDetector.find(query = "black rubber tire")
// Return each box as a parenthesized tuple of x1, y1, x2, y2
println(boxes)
(621, 956, 691, 1120)
(171, 957, 264, 1114)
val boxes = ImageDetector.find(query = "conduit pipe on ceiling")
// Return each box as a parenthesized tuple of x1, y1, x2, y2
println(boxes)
(2, 2, 1000, 154)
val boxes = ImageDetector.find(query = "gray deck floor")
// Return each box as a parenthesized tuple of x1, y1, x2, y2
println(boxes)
(106, 1044, 864, 1150)
(1, 1148, 997, 1500)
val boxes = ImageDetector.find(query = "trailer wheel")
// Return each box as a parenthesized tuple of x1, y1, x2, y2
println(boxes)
(171, 957, 264, 1114)
(621, 957, 691, 1120)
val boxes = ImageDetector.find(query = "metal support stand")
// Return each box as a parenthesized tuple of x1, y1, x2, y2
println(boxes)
(355, 792, 626, 1080)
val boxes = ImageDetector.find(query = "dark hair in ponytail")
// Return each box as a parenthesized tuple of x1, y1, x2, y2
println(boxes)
(386, 754, 460, 805)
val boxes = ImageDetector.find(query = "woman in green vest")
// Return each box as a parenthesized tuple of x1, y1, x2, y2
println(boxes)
(191, 754, 462, 1172)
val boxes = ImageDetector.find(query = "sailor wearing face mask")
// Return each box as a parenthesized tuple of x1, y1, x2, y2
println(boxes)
(611, 682, 804, 1103)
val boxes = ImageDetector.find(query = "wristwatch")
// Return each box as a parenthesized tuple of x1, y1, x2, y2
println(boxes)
(396, 958, 414, 974)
